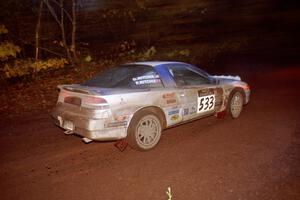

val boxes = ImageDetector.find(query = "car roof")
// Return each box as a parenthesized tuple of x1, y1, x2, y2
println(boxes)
(128, 61, 188, 67)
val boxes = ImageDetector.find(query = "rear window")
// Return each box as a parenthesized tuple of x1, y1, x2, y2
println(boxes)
(81, 65, 163, 89)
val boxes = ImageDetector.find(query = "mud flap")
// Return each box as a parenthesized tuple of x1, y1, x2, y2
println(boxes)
(114, 139, 128, 152)
(216, 110, 226, 118)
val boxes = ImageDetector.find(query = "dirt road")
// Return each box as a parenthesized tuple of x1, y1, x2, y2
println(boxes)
(0, 65, 299, 200)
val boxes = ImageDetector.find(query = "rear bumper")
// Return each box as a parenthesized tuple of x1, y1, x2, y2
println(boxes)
(51, 103, 127, 141)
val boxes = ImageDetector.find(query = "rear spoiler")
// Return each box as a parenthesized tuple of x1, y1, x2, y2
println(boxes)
(58, 85, 92, 95)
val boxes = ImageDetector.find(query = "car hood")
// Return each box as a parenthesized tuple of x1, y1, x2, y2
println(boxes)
(210, 75, 242, 84)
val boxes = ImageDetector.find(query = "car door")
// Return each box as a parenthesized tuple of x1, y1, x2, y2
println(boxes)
(166, 64, 223, 122)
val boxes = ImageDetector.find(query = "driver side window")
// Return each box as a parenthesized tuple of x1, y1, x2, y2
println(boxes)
(168, 65, 210, 87)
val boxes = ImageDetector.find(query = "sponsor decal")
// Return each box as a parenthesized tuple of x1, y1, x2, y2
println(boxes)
(190, 105, 197, 114)
(166, 99, 177, 104)
(168, 109, 179, 115)
(132, 74, 160, 81)
(115, 114, 129, 122)
(107, 121, 127, 127)
(197, 89, 215, 113)
(171, 114, 179, 121)
(135, 79, 161, 85)
(163, 92, 177, 104)
(198, 88, 214, 97)
(162, 92, 175, 99)
(215, 87, 223, 95)
(183, 108, 189, 116)
(198, 94, 215, 113)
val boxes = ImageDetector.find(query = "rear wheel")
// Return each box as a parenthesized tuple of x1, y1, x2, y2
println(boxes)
(127, 109, 162, 151)
(228, 91, 244, 119)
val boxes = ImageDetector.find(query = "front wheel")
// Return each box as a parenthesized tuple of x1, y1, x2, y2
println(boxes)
(228, 91, 244, 119)
(127, 110, 162, 151)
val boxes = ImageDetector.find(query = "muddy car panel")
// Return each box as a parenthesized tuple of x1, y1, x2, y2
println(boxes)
(52, 61, 250, 141)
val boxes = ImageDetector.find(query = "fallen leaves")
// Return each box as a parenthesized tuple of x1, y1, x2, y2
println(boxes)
(0, 62, 108, 118)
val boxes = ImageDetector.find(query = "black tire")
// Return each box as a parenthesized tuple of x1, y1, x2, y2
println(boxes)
(228, 90, 244, 119)
(127, 109, 163, 151)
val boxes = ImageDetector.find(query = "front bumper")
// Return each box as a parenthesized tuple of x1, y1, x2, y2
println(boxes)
(51, 103, 127, 141)
(245, 90, 250, 104)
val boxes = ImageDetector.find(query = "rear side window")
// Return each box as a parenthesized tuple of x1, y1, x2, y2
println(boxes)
(82, 65, 163, 89)
(167, 65, 211, 86)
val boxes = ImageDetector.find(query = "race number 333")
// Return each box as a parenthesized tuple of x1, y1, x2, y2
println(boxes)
(197, 95, 215, 113)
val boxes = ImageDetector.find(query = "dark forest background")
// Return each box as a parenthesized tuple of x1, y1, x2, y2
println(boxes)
(1, 0, 299, 66)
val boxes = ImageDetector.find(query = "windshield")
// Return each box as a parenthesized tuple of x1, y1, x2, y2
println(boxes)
(189, 65, 211, 77)
(81, 65, 163, 89)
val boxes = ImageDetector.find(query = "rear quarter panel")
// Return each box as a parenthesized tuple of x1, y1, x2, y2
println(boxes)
(104, 88, 183, 129)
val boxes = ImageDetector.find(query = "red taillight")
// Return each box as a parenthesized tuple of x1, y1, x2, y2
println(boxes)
(64, 96, 81, 106)
(84, 96, 107, 104)
(82, 96, 108, 110)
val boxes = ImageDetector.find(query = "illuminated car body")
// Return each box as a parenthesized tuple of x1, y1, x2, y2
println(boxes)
(52, 61, 250, 149)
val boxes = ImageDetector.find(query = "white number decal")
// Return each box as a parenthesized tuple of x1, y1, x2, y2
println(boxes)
(197, 95, 215, 113)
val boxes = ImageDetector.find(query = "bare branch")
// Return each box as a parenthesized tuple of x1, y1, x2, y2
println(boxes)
(59, 0, 73, 64)
(9, 31, 64, 57)
(48, 0, 73, 22)
(43, 0, 61, 25)
(39, 46, 64, 57)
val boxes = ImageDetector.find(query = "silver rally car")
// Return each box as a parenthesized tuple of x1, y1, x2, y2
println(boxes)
(52, 61, 250, 150)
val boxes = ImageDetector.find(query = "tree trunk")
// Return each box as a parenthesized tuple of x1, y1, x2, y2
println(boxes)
(71, 0, 78, 63)
(35, 0, 44, 60)
(60, 0, 73, 64)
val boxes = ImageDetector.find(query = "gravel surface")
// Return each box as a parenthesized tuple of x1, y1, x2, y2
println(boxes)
(0, 66, 299, 200)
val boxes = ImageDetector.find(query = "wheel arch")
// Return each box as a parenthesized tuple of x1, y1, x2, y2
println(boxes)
(224, 87, 246, 119)
(129, 106, 167, 130)
(229, 87, 246, 105)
